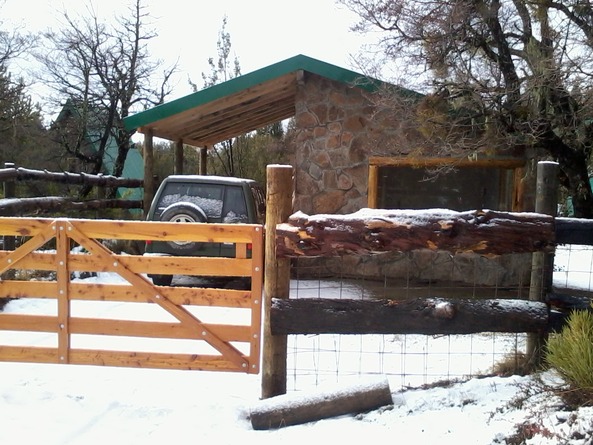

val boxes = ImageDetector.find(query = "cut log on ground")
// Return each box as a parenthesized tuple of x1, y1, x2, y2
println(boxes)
(276, 208, 555, 257)
(270, 297, 550, 335)
(250, 377, 392, 430)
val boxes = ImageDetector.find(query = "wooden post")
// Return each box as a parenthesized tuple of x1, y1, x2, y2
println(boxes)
(174, 139, 183, 175)
(367, 164, 379, 208)
(262, 164, 293, 399)
(2, 162, 15, 280)
(3, 162, 15, 250)
(143, 129, 154, 218)
(527, 161, 558, 368)
(199, 146, 208, 175)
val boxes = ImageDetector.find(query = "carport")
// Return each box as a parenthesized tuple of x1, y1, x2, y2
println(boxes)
(123, 54, 380, 212)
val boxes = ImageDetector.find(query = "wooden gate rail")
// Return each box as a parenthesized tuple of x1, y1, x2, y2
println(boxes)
(0, 217, 264, 373)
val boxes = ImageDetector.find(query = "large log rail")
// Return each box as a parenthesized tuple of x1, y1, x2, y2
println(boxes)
(276, 209, 556, 258)
(270, 208, 593, 336)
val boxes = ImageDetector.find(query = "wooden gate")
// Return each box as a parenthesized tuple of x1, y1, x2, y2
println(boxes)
(0, 217, 263, 373)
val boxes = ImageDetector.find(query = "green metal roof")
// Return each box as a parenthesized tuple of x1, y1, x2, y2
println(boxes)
(123, 54, 419, 147)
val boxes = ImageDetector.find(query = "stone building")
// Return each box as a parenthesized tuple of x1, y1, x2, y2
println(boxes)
(124, 54, 534, 290)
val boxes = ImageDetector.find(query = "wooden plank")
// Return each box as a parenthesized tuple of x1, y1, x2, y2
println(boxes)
(99, 255, 254, 277)
(0, 251, 254, 277)
(70, 219, 260, 242)
(0, 281, 251, 307)
(0, 217, 50, 236)
(70, 318, 251, 342)
(0, 347, 251, 372)
(68, 349, 249, 372)
(0, 315, 251, 342)
(0, 314, 57, 332)
(56, 221, 70, 364)
(0, 222, 56, 275)
(70, 283, 253, 307)
(0, 218, 263, 243)
(369, 156, 526, 169)
(0, 346, 59, 364)
(0, 280, 58, 298)
(249, 226, 264, 374)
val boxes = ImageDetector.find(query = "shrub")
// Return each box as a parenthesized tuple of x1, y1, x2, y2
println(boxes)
(546, 309, 593, 405)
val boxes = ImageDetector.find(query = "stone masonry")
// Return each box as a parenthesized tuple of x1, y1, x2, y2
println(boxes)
(291, 72, 395, 215)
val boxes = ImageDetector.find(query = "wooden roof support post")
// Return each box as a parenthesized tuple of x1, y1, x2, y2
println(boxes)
(143, 128, 155, 218)
(199, 146, 208, 175)
(368, 164, 379, 208)
(527, 161, 558, 370)
(262, 164, 293, 399)
(174, 139, 183, 175)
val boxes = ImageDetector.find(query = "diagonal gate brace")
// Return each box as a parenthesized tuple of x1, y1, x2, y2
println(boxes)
(64, 220, 249, 370)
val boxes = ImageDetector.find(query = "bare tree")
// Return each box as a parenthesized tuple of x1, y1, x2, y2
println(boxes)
(189, 16, 242, 177)
(37, 0, 176, 197)
(0, 4, 45, 172)
(341, 0, 593, 217)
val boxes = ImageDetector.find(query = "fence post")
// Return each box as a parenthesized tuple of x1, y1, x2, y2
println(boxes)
(262, 164, 293, 399)
(143, 129, 154, 218)
(527, 161, 558, 369)
(3, 162, 15, 250)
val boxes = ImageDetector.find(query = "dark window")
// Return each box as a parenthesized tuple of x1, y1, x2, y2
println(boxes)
(377, 166, 513, 211)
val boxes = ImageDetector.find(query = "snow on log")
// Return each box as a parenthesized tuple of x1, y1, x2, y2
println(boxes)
(275, 208, 555, 257)
(270, 298, 550, 335)
(250, 377, 393, 430)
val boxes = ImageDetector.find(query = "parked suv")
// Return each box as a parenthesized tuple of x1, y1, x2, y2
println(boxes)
(145, 175, 265, 286)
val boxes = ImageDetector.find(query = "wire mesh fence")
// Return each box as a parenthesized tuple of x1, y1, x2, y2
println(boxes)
(283, 245, 591, 392)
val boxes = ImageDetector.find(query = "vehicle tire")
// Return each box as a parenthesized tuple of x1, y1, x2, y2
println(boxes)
(151, 274, 173, 286)
(159, 203, 207, 251)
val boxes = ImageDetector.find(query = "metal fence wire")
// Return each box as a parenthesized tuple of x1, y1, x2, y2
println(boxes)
(284, 246, 589, 391)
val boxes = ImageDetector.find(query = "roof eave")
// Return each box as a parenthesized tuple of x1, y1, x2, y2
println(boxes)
(123, 54, 388, 132)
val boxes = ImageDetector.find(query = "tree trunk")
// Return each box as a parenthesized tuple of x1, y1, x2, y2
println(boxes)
(270, 298, 550, 335)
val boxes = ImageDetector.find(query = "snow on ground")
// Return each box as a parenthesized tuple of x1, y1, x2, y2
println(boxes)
(0, 245, 592, 444)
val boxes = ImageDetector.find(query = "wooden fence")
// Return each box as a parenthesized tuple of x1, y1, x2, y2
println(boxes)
(261, 163, 593, 397)
(0, 164, 144, 215)
(0, 217, 264, 373)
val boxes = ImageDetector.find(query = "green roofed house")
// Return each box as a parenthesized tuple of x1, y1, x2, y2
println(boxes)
(56, 99, 143, 203)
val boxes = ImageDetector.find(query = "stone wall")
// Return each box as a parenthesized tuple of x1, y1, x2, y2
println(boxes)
(292, 73, 396, 215)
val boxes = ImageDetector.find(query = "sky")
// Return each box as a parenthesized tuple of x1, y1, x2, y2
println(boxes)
(1, 0, 381, 115)
(0, 245, 592, 444)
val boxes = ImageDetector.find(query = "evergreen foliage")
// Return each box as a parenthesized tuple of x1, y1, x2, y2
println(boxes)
(546, 309, 593, 405)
